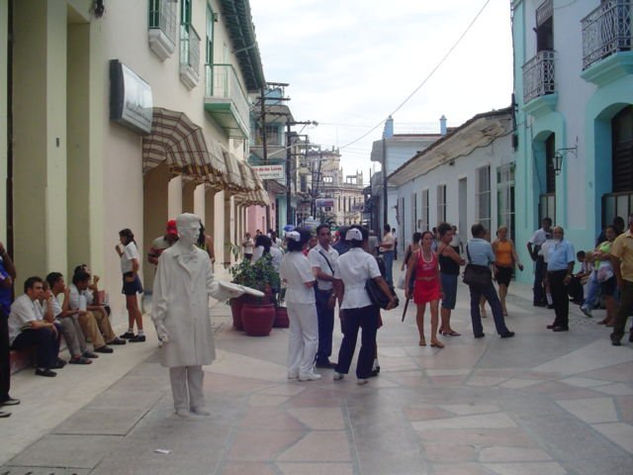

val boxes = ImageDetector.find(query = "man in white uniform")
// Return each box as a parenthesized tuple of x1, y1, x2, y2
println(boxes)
(152, 213, 244, 417)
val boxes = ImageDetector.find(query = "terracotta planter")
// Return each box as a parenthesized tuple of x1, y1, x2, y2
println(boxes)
(229, 297, 245, 331)
(241, 302, 276, 336)
(273, 306, 289, 328)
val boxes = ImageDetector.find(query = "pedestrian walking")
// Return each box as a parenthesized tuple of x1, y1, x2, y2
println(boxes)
(492, 226, 523, 316)
(545, 227, 575, 332)
(610, 213, 633, 346)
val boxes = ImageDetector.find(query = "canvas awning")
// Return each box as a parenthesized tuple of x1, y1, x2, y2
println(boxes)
(142, 108, 227, 182)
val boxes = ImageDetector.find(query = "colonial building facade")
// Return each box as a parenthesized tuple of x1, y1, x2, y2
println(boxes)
(512, 0, 633, 281)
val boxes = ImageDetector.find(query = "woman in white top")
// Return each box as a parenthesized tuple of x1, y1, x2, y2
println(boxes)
(252, 235, 283, 271)
(280, 228, 320, 381)
(115, 228, 145, 342)
(333, 226, 396, 385)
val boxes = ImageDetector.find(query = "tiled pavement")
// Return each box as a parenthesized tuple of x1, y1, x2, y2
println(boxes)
(2, 275, 633, 474)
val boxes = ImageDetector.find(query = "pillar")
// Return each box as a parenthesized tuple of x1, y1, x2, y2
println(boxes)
(168, 175, 183, 218)
(143, 162, 170, 291)
(182, 179, 196, 213)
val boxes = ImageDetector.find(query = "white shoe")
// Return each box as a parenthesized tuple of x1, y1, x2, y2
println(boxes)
(333, 372, 344, 381)
(175, 408, 190, 418)
(299, 372, 322, 381)
(191, 407, 210, 416)
(287, 372, 299, 380)
(357, 378, 369, 385)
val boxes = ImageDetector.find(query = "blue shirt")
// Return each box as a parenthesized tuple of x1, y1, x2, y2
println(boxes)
(0, 260, 13, 316)
(547, 239, 575, 271)
(466, 239, 495, 266)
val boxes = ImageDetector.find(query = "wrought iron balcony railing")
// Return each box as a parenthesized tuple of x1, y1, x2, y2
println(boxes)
(205, 64, 250, 131)
(522, 50, 556, 104)
(148, 0, 178, 60)
(179, 23, 200, 88)
(582, 0, 632, 70)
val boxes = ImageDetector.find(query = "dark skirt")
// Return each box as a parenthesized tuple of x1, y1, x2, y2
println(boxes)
(122, 273, 143, 295)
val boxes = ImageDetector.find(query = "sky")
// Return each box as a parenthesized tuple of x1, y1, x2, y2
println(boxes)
(249, 0, 514, 181)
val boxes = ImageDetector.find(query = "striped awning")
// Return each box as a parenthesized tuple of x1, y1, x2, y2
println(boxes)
(142, 108, 226, 182)
(222, 150, 246, 192)
(238, 160, 256, 191)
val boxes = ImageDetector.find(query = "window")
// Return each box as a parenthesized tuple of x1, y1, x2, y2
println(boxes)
(323, 176, 333, 183)
(476, 166, 491, 232)
(421, 189, 429, 231)
(264, 125, 280, 145)
(497, 164, 516, 241)
(205, 4, 213, 65)
(179, 0, 200, 88)
(300, 174, 307, 193)
(437, 185, 446, 224)
(412, 193, 418, 232)
(148, 0, 178, 60)
(535, 0, 553, 52)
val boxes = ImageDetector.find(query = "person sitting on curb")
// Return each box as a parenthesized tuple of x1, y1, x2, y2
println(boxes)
(45, 273, 96, 364)
(9, 277, 62, 377)
(69, 270, 123, 353)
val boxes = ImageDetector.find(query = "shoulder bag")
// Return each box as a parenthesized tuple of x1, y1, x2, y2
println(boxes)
(365, 255, 399, 309)
(462, 244, 492, 287)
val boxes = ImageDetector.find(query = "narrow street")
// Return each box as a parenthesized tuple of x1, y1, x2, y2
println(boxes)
(1, 268, 632, 475)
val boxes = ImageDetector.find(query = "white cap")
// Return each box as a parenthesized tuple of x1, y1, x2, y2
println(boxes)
(286, 231, 301, 242)
(345, 228, 363, 241)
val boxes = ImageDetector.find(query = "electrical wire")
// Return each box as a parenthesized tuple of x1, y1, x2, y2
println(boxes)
(338, 0, 492, 151)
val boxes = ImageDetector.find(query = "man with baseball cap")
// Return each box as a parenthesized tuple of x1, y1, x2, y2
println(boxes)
(148, 220, 179, 266)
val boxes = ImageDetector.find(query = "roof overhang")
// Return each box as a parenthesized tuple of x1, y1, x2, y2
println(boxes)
(388, 108, 513, 187)
(218, 0, 265, 91)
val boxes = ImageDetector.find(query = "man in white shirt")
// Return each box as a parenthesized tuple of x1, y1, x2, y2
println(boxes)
(308, 224, 339, 368)
(527, 217, 552, 306)
(9, 277, 61, 377)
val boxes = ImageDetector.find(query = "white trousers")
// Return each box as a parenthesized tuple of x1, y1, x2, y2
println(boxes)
(169, 366, 204, 411)
(287, 301, 318, 377)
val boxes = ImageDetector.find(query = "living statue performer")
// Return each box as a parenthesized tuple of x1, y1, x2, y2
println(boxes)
(151, 213, 246, 417)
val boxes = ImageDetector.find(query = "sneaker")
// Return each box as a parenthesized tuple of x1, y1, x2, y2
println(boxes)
(357, 378, 369, 385)
(0, 410, 10, 418)
(129, 334, 146, 343)
(120, 331, 135, 339)
(83, 351, 99, 359)
(0, 397, 20, 407)
(35, 368, 57, 377)
(580, 306, 592, 318)
(333, 372, 344, 381)
(108, 337, 127, 345)
(94, 345, 113, 354)
(299, 372, 322, 382)
(69, 356, 92, 365)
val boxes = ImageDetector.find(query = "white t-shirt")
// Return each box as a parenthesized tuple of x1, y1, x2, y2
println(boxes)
(121, 241, 140, 274)
(379, 232, 395, 252)
(270, 246, 283, 273)
(280, 252, 315, 304)
(334, 248, 382, 309)
(308, 244, 339, 291)
(8, 294, 44, 345)
(243, 238, 254, 254)
(529, 228, 550, 246)
(68, 283, 92, 311)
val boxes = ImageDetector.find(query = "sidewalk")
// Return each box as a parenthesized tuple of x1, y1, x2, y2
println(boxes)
(1, 273, 632, 474)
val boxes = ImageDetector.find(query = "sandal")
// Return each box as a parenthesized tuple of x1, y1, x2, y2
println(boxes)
(444, 330, 461, 336)
(419, 337, 426, 347)
(430, 340, 445, 348)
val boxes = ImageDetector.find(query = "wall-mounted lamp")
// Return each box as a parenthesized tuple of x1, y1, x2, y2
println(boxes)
(553, 146, 577, 175)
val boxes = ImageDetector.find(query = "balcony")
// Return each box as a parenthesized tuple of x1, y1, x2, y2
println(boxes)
(179, 23, 200, 90)
(148, 0, 177, 61)
(523, 50, 556, 105)
(582, 0, 631, 71)
(204, 64, 250, 138)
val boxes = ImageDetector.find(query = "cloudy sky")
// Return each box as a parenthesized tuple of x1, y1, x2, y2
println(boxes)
(249, 0, 514, 179)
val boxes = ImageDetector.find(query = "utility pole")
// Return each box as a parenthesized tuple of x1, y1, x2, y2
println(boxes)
(285, 120, 315, 225)
(260, 85, 270, 231)
(382, 137, 388, 230)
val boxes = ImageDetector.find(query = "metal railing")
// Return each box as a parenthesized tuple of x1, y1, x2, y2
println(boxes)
(523, 50, 556, 103)
(582, 0, 632, 70)
(180, 23, 200, 79)
(148, 0, 177, 44)
(205, 63, 250, 130)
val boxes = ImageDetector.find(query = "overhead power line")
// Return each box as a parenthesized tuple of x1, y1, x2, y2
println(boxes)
(338, 0, 492, 151)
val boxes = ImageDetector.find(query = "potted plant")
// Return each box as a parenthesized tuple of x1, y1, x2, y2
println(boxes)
(229, 254, 280, 336)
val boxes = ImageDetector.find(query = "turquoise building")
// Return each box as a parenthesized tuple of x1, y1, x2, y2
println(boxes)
(512, 0, 633, 281)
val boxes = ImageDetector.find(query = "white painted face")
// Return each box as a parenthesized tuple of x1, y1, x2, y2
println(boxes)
(176, 213, 201, 248)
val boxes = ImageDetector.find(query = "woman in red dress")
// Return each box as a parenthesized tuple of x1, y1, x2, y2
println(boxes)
(405, 231, 444, 348)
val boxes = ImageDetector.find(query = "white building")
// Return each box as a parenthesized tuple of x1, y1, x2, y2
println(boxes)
(389, 108, 514, 250)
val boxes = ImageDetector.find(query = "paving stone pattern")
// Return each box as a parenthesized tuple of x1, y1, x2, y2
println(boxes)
(2, 279, 633, 474)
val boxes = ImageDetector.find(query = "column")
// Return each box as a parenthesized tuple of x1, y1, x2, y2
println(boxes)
(143, 162, 170, 290)
(182, 180, 196, 213)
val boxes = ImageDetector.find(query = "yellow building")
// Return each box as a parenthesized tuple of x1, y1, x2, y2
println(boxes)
(0, 0, 267, 324)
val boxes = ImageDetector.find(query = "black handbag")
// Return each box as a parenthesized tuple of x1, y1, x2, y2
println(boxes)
(463, 244, 492, 287)
(365, 256, 399, 309)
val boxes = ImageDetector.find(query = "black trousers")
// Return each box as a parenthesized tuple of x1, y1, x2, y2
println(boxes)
(0, 310, 10, 399)
(335, 305, 378, 379)
(534, 257, 547, 304)
(315, 288, 334, 364)
(548, 270, 569, 329)
(11, 327, 60, 369)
